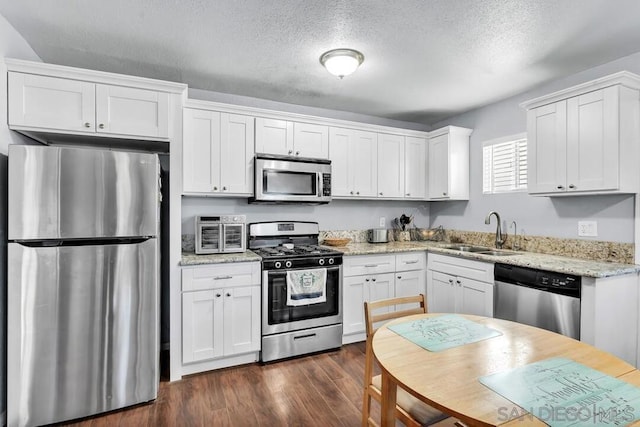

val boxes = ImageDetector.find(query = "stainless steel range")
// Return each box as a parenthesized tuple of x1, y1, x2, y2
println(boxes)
(249, 221, 343, 362)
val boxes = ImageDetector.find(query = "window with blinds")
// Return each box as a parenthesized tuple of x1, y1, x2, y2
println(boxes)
(482, 133, 527, 194)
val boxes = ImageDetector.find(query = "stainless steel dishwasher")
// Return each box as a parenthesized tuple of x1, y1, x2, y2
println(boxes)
(494, 263, 581, 339)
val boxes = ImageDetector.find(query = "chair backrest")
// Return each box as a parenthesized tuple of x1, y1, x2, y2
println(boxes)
(363, 294, 427, 396)
(364, 294, 427, 338)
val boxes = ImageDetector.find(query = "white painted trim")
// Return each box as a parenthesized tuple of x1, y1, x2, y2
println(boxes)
(5, 58, 187, 93)
(429, 125, 473, 138)
(520, 71, 640, 110)
(481, 132, 527, 147)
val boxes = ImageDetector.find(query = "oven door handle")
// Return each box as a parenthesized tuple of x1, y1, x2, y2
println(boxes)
(267, 265, 341, 277)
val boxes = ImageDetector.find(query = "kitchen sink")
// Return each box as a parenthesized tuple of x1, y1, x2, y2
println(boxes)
(478, 250, 521, 256)
(441, 244, 490, 252)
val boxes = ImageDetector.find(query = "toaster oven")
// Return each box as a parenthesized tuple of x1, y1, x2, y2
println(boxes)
(195, 215, 246, 254)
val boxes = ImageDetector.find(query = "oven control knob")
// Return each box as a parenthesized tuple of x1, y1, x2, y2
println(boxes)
(275, 261, 282, 269)
(328, 258, 335, 265)
(319, 258, 325, 265)
(285, 261, 292, 268)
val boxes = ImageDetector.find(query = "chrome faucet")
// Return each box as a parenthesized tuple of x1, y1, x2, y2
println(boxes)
(510, 220, 519, 251)
(485, 211, 506, 249)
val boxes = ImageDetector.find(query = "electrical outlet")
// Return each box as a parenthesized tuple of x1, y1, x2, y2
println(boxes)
(379, 217, 386, 227)
(578, 221, 598, 237)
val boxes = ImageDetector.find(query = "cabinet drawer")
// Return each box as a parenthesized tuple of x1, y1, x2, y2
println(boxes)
(396, 252, 426, 271)
(344, 254, 396, 276)
(182, 262, 261, 291)
(427, 253, 493, 283)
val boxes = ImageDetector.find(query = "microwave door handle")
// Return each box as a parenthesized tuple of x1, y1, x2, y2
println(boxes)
(317, 173, 322, 198)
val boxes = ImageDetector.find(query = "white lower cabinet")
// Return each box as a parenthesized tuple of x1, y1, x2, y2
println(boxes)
(426, 253, 494, 316)
(181, 262, 261, 374)
(342, 252, 427, 343)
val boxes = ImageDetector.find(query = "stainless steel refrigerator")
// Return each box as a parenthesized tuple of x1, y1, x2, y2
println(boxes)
(7, 145, 160, 427)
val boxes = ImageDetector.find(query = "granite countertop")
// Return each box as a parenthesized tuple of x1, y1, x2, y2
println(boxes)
(327, 241, 640, 279)
(180, 241, 640, 278)
(181, 250, 262, 266)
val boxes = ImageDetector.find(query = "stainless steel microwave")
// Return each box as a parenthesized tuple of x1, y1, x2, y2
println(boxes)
(250, 154, 332, 204)
(195, 215, 246, 254)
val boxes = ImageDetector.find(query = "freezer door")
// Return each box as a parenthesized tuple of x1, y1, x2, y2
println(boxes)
(8, 240, 159, 427)
(9, 145, 159, 240)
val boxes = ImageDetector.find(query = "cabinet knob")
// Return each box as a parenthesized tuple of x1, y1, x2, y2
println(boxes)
(557, 185, 565, 190)
(223, 186, 227, 191)
(448, 279, 454, 284)
(442, 192, 447, 196)
(397, 276, 401, 279)
(569, 184, 576, 189)
(296, 151, 300, 155)
(226, 293, 231, 297)
(84, 122, 91, 128)
(356, 191, 360, 195)
(288, 150, 293, 154)
(213, 186, 218, 191)
(406, 193, 410, 196)
(365, 278, 370, 282)
(350, 191, 354, 195)
(215, 293, 221, 297)
(371, 278, 376, 282)
(379, 192, 383, 196)
(456, 280, 461, 285)
(98, 123, 105, 129)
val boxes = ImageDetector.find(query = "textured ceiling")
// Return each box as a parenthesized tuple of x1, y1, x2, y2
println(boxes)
(2, 0, 640, 124)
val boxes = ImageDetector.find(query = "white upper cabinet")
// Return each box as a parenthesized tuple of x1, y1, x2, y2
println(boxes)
(377, 133, 405, 198)
(255, 117, 329, 159)
(522, 72, 640, 196)
(404, 136, 427, 199)
(427, 126, 471, 200)
(329, 127, 378, 198)
(183, 107, 254, 195)
(8, 71, 172, 140)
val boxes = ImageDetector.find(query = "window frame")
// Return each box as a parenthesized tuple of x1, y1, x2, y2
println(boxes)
(482, 132, 528, 194)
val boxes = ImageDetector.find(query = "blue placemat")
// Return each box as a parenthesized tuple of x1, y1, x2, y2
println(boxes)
(479, 357, 640, 426)
(387, 314, 502, 352)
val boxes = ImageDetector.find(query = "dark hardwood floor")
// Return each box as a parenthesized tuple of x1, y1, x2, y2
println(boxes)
(63, 342, 376, 426)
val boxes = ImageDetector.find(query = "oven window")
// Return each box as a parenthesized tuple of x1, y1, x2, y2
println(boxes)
(268, 267, 339, 324)
(264, 170, 316, 195)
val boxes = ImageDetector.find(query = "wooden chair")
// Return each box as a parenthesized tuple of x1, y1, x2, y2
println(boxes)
(362, 294, 454, 427)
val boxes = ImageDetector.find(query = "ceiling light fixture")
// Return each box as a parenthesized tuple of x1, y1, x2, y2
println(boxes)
(319, 48, 364, 79)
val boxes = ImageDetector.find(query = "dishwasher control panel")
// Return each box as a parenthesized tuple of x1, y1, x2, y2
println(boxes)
(494, 263, 581, 297)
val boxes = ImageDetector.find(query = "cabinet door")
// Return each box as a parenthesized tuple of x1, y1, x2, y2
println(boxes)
(527, 101, 567, 193)
(95, 84, 169, 138)
(255, 118, 293, 155)
(328, 127, 353, 196)
(566, 87, 619, 192)
(220, 113, 255, 194)
(223, 286, 261, 356)
(293, 123, 329, 159)
(428, 134, 450, 199)
(456, 278, 494, 317)
(395, 270, 425, 311)
(183, 109, 220, 193)
(427, 271, 456, 313)
(182, 290, 224, 364)
(404, 136, 427, 199)
(351, 131, 378, 197)
(368, 273, 395, 303)
(8, 72, 95, 133)
(343, 276, 368, 335)
(377, 134, 405, 198)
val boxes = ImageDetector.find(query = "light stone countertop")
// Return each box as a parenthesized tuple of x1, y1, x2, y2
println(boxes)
(181, 250, 262, 266)
(180, 242, 640, 278)
(327, 241, 640, 279)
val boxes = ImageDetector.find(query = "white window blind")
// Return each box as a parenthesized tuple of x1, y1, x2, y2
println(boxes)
(483, 134, 527, 194)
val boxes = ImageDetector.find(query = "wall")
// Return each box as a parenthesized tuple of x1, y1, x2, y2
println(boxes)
(182, 197, 430, 235)
(429, 51, 640, 244)
(0, 12, 41, 421)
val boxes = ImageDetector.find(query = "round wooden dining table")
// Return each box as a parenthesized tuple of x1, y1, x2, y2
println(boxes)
(372, 313, 640, 427)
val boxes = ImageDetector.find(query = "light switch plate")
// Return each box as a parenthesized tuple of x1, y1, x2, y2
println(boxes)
(379, 217, 386, 227)
(578, 221, 598, 237)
